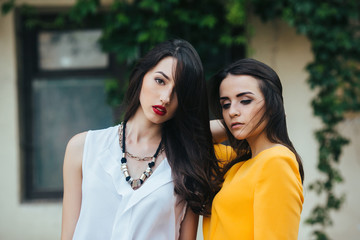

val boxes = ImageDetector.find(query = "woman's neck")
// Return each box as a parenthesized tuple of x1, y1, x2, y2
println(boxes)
(126, 107, 162, 145)
(247, 131, 280, 158)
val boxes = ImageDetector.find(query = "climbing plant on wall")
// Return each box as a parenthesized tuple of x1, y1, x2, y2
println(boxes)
(2, 0, 247, 107)
(251, 0, 360, 239)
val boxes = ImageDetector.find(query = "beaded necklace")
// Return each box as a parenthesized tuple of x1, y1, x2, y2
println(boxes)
(119, 123, 165, 161)
(119, 121, 163, 190)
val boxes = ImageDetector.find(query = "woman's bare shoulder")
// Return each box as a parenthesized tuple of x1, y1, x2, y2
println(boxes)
(64, 132, 88, 167)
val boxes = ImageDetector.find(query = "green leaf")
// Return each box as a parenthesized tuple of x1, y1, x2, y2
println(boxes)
(219, 34, 233, 46)
(200, 15, 217, 28)
(1, 0, 15, 15)
(137, 31, 150, 43)
(139, 0, 160, 13)
(226, 0, 246, 26)
(116, 13, 130, 25)
(153, 18, 168, 28)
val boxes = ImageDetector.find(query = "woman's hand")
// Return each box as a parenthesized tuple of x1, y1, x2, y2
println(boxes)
(210, 120, 227, 143)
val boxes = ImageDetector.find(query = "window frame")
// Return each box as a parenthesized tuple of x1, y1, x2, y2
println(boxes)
(16, 8, 118, 200)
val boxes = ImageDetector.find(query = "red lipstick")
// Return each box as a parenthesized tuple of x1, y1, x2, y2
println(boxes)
(152, 105, 167, 116)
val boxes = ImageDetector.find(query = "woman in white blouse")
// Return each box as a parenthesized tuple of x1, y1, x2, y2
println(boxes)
(61, 39, 221, 240)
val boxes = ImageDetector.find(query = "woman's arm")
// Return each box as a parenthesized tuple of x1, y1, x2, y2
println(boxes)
(179, 207, 199, 240)
(210, 119, 227, 143)
(61, 132, 87, 240)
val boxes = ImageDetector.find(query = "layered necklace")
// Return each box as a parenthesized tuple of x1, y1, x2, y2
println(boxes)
(119, 121, 164, 190)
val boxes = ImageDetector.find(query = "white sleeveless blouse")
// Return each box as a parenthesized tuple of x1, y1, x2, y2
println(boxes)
(73, 125, 187, 240)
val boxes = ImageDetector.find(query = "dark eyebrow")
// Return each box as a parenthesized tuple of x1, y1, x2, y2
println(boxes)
(220, 91, 254, 100)
(155, 71, 170, 80)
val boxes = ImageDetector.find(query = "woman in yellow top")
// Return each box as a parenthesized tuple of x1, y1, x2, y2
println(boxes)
(204, 58, 304, 240)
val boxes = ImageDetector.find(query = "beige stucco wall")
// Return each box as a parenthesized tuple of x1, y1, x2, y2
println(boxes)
(247, 16, 360, 240)
(0, 5, 62, 240)
(247, 16, 318, 240)
(0, 1, 359, 239)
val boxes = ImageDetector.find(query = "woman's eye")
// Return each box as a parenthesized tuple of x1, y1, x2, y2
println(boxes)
(221, 103, 231, 109)
(241, 99, 252, 105)
(155, 78, 165, 85)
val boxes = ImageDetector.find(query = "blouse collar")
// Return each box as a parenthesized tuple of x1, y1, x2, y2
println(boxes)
(99, 130, 173, 212)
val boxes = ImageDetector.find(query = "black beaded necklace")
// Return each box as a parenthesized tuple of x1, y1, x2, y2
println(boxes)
(120, 121, 163, 190)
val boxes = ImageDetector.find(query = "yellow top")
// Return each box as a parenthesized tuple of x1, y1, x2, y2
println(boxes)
(203, 144, 304, 240)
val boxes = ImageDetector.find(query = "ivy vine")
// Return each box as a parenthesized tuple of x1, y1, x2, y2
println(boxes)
(1, 0, 249, 107)
(252, 0, 360, 239)
(2, 0, 360, 239)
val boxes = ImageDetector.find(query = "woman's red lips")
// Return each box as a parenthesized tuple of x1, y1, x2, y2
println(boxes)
(152, 105, 167, 116)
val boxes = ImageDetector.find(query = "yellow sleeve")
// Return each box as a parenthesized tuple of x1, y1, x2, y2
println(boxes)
(253, 155, 304, 240)
(213, 144, 236, 162)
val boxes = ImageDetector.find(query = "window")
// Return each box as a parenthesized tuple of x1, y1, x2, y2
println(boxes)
(17, 11, 118, 199)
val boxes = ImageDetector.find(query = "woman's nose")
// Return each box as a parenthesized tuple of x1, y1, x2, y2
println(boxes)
(229, 104, 240, 118)
(160, 87, 173, 105)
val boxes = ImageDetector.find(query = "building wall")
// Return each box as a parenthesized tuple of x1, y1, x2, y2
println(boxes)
(247, 16, 360, 240)
(0, 2, 63, 240)
(0, 1, 359, 239)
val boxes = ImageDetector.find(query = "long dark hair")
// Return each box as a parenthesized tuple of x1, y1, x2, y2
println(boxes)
(210, 58, 304, 183)
(123, 39, 221, 215)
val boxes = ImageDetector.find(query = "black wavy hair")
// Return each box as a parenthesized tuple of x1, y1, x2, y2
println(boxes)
(210, 58, 304, 183)
(123, 39, 221, 215)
